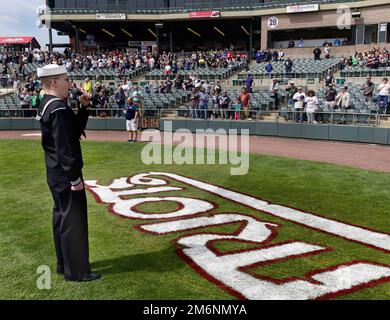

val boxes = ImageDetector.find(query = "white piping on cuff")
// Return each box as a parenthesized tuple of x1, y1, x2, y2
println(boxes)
(71, 177, 82, 186)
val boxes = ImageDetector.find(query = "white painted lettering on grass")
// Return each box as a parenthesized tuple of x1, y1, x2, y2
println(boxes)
(86, 173, 390, 300)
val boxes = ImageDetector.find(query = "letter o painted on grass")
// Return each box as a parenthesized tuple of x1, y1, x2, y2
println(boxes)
(129, 174, 168, 186)
(112, 197, 214, 220)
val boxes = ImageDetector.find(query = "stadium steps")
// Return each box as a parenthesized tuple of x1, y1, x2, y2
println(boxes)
(379, 116, 390, 127)
(160, 109, 177, 119)
(259, 112, 277, 122)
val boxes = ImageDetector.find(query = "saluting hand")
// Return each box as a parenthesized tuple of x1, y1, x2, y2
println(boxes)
(80, 94, 91, 108)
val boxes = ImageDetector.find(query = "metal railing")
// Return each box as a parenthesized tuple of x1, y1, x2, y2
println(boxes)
(1, 107, 387, 127)
(47, 0, 358, 15)
(173, 108, 387, 127)
(0, 108, 161, 119)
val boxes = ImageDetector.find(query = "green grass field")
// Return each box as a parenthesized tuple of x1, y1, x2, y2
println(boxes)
(0, 139, 389, 300)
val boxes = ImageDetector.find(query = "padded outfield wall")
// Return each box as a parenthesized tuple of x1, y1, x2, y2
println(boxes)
(1, 118, 390, 145)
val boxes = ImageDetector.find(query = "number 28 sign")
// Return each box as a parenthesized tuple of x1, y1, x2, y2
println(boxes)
(85, 172, 390, 300)
(268, 17, 279, 29)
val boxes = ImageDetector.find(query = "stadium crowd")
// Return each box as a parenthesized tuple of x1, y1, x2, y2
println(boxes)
(0, 48, 248, 80)
(1, 47, 389, 122)
(338, 47, 390, 70)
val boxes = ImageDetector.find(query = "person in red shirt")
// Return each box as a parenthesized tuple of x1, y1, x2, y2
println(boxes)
(239, 87, 251, 120)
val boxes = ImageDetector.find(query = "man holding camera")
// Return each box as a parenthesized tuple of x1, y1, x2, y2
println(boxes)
(36, 64, 100, 282)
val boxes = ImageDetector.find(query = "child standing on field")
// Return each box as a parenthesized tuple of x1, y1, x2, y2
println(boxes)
(233, 98, 242, 120)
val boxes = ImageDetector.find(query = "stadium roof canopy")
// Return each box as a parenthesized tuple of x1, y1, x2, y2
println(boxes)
(0, 37, 41, 48)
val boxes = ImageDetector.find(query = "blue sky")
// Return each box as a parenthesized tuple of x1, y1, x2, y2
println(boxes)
(0, 0, 68, 49)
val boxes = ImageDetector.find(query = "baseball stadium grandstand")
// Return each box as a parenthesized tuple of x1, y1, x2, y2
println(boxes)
(2, 0, 390, 304)
(0, 0, 389, 130)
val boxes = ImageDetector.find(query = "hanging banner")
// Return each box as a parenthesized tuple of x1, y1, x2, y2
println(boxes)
(96, 13, 126, 20)
(189, 11, 220, 19)
(286, 4, 319, 13)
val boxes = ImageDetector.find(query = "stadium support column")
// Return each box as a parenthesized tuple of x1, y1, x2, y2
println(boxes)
(75, 27, 81, 54)
(156, 28, 160, 54)
(170, 26, 173, 53)
(260, 17, 268, 51)
(249, 20, 253, 61)
(48, 28, 53, 52)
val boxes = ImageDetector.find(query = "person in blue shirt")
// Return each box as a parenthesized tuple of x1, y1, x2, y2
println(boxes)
(255, 50, 263, 63)
(125, 97, 139, 142)
(265, 62, 273, 77)
(245, 74, 254, 93)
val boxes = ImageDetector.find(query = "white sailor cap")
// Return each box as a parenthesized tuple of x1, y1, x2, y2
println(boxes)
(37, 64, 67, 78)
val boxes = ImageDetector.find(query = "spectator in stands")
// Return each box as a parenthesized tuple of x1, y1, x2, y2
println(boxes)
(278, 49, 285, 61)
(265, 61, 273, 77)
(219, 91, 231, 120)
(31, 91, 39, 116)
(173, 73, 184, 90)
(115, 87, 126, 113)
(324, 70, 335, 87)
(324, 84, 337, 110)
(285, 81, 298, 109)
(19, 89, 31, 117)
(263, 50, 272, 62)
(338, 56, 347, 70)
(194, 76, 202, 89)
(269, 79, 280, 110)
(25, 76, 36, 93)
(346, 56, 353, 67)
(313, 46, 322, 60)
(284, 57, 293, 77)
(83, 77, 92, 94)
(245, 74, 254, 93)
(239, 87, 251, 120)
(98, 91, 109, 117)
(233, 98, 242, 121)
(305, 90, 319, 124)
(272, 50, 279, 61)
(293, 87, 306, 123)
(335, 86, 350, 110)
(197, 87, 209, 120)
(151, 80, 159, 94)
(13, 75, 21, 96)
(122, 78, 132, 96)
(299, 39, 304, 48)
(183, 74, 194, 91)
(132, 86, 144, 111)
(190, 88, 199, 119)
(203, 80, 211, 95)
(288, 39, 295, 48)
(324, 44, 331, 59)
(164, 63, 172, 75)
(334, 38, 341, 47)
(377, 77, 390, 114)
(69, 82, 81, 109)
(213, 80, 222, 95)
(198, 55, 206, 69)
(211, 92, 220, 120)
(164, 77, 173, 93)
(95, 75, 103, 93)
(255, 50, 263, 64)
(360, 76, 375, 103)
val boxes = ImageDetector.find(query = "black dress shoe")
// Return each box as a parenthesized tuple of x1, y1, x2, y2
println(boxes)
(57, 266, 64, 275)
(65, 273, 102, 282)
